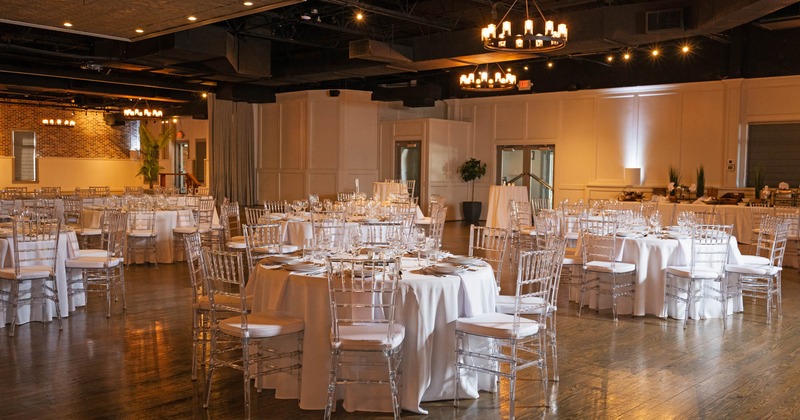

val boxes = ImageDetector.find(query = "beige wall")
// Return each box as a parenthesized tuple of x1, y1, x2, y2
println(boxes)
(447, 75, 800, 206)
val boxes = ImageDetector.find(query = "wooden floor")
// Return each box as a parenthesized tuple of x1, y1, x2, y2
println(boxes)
(1, 221, 799, 419)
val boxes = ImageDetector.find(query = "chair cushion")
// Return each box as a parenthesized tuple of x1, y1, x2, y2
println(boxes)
(563, 256, 583, 266)
(456, 312, 539, 339)
(76, 249, 109, 258)
(76, 228, 102, 236)
(219, 311, 304, 338)
(737, 255, 770, 266)
(495, 294, 552, 315)
(334, 323, 405, 351)
(0, 265, 53, 280)
(195, 294, 254, 311)
(666, 266, 722, 279)
(173, 227, 198, 234)
(725, 264, 781, 276)
(65, 256, 123, 269)
(585, 261, 636, 274)
(128, 229, 155, 237)
(227, 241, 247, 250)
(230, 235, 245, 243)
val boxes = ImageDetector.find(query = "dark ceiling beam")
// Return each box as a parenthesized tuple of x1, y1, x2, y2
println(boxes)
(0, 72, 196, 103)
(318, 0, 460, 31)
(0, 63, 204, 94)
(253, 11, 376, 38)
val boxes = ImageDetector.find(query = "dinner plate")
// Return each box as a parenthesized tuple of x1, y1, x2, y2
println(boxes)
(426, 262, 466, 275)
(444, 256, 483, 266)
(269, 213, 285, 220)
(254, 245, 300, 254)
(285, 216, 305, 222)
(262, 255, 302, 265)
(282, 262, 324, 272)
(616, 231, 643, 238)
(665, 232, 689, 239)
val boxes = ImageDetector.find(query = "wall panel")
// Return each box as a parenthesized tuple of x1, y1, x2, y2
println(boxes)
(638, 93, 680, 185)
(595, 96, 634, 181)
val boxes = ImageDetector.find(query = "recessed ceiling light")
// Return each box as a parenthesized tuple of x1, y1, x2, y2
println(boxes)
(243, 1, 253, 5)
(623, 52, 631, 60)
(606, 55, 614, 62)
(681, 45, 690, 53)
(651, 49, 659, 57)
(135, 29, 144, 33)
(63, 22, 73, 27)
(188, 16, 197, 21)
(356, 12, 364, 21)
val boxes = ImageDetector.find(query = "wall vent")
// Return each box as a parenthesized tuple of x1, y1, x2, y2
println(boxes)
(645, 9, 684, 33)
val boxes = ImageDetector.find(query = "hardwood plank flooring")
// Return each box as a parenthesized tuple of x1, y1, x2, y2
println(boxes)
(1, 221, 798, 419)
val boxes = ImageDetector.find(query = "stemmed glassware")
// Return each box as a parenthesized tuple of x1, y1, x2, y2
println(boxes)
(291, 200, 304, 216)
(414, 227, 427, 265)
(348, 226, 362, 256)
(648, 210, 661, 235)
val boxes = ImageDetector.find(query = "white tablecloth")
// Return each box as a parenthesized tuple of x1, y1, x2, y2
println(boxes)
(485, 185, 528, 229)
(245, 257, 498, 414)
(0, 231, 83, 327)
(372, 182, 405, 202)
(572, 235, 743, 319)
(83, 208, 196, 264)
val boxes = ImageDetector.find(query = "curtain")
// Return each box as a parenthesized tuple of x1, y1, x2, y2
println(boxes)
(209, 95, 257, 206)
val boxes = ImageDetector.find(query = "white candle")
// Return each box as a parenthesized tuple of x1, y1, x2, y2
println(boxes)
(355, 178, 359, 191)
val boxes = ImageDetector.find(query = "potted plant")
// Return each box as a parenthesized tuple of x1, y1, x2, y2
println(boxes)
(752, 166, 766, 200)
(136, 123, 174, 190)
(457, 158, 487, 224)
(696, 165, 705, 198)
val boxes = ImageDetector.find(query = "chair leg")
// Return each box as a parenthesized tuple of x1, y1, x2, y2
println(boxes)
(8, 281, 19, 337)
(203, 331, 217, 409)
(388, 350, 401, 419)
(683, 279, 694, 330)
(549, 314, 559, 382)
(49, 277, 63, 331)
(242, 338, 251, 419)
(191, 310, 199, 381)
(324, 351, 339, 420)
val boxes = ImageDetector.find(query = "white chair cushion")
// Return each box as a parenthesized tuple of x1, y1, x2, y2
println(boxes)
(495, 294, 552, 315)
(0, 265, 53, 280)
(563, 256, 583, 266)
(76, 228, 102, 236)
(195, 294, 253, 311)
(219, 311, 304, 338)
(725, 264, 781, 276)
(456, 312, 539, 339)
(737, 255, 770, 266)
(173, 227, 198, 234)
(65, 256, 123, 269)
(585, 261, 636, 274)
(335, 323, 405, 351)
(520, 227, 537, 235)
(666, 265, 722, 279)
(227, 242, 247, 250)
(128, 229, 155, 237)
(230, 235, 245, 243)
(76, 249, 110, 258)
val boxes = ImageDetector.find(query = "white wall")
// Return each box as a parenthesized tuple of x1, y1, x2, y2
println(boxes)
(448, 75, 800, 205)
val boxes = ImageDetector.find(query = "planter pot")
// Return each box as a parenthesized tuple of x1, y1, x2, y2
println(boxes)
(462, 201, 482, 225)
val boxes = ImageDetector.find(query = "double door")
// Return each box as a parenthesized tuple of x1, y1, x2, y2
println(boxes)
(497, 145, 554, 204)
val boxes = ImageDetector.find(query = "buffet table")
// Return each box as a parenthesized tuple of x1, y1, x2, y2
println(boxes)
(485, 185, 528, 229)
(0, 231, 83, 328)
(245, 257, 498, 414)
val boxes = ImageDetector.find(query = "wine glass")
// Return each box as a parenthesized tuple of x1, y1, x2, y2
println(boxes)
(323, 199, 333, 211)
(414, 228, 427, 265)
(649, 210, 661, 235)
(311, 201, 323, 213)
(291, 200, 303, 215)
(348, 226, 362, 255)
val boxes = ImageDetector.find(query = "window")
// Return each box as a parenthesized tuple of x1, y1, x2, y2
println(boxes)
(12, 130, 37, 182)
(747, 123, 800, 187)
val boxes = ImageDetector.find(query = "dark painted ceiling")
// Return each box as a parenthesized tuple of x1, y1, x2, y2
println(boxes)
(0, 0, 799, 111)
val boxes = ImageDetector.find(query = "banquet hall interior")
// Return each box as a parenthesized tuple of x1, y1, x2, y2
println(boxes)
(1, 0, 800, 418)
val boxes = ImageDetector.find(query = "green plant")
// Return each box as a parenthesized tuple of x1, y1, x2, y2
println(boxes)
(668, 165, 682, 196)
(696, 165, 705, 197)
(136, 123, 174, 189)
(457, 158, 487, 201)
(752, 166, 766, 199)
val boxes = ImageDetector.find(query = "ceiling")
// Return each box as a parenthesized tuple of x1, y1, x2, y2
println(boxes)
(0, 0, 798, 112)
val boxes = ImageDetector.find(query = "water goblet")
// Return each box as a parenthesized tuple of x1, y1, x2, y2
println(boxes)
(649, 211, 661, 235)
(414, 228, 427, 265)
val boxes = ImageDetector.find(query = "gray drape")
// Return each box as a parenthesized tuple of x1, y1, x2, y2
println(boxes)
(208, 95, 257, 206)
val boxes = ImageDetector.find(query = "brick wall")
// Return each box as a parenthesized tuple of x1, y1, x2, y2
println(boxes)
(0, 101, 133, 159)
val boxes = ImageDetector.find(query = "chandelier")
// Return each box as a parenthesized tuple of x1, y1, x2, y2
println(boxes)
(123, 99, 163, 119)
(481, 0, 568, 53)
(42, 118, 76, 127)
(460, 64, 517, 92)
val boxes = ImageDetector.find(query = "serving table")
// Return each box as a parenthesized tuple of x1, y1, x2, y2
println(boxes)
(245, 256, 498, 414)
(485, 185, 528, 229)
(0, 230, 83, 328)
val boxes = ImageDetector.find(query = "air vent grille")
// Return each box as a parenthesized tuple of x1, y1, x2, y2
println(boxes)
(646, 9, 684, 33)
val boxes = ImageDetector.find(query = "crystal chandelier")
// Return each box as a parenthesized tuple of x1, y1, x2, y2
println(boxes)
(481, 0, 568, 53)
(460, 64, 517, 92)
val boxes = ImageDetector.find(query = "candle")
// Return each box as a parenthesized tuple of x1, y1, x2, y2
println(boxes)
(355, 178, 359, 192)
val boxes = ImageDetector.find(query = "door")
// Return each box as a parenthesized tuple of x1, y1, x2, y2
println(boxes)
(497, 145, 554, 205)
(174, 141, 189, 193)
(394, 141, 422, 200)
